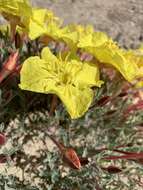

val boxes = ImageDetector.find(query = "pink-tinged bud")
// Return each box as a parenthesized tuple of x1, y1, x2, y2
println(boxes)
(64, 148, 81, 170)
(4, 51, 19, 71)
(0, 133, 6, 146)
(0, 51, 19, 83)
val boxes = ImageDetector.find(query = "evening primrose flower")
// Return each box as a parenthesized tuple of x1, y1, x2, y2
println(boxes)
(19, 47, 103, 119)
(77, 25, 109, 49)
(123, 48, 143, 87)
(57, 25, 141, 83)
(0, 0, 32, 27)
(49, 24, 109, 49)
(87, 40, 139, 82)
(0, 0, 61, 40)
(28, 8, 61, 40)
(124, 50, 143, 77)
(47, 23, 140, 83)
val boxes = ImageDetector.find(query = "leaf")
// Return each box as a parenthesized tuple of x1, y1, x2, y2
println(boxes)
(103, 152, 143, 160)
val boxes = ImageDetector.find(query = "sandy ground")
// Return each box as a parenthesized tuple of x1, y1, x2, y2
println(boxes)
(31, 0, 143, 48)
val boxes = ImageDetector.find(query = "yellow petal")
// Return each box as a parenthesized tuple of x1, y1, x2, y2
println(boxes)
(28, 8, 48, 40)
(28, 19, 47, 40)
(92, 42, 138, 82)
(0, 0, 31, 24)
(123, 49, 143, 79)
(78, 31, 108, 49)
(74, 62, 104, 87)
(55, 85, 94, 119)
(28, 8, 61, 40)
(53, 25, 78, 47)
(19, 56, 52, 93)
(41, 47, 58, 62)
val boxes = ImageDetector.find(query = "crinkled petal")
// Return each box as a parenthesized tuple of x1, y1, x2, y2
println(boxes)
(28, 8, 48, 39)
(78, 31, 108, 48)
(0, 0, 31, 15)
(53, 85, 94, 119)
(123, 50, 143, 79)
(74, 62, 104, 87)
(28, 20, 47, 40)
(19, 56, 54, 92)
(53, 25, 78, 47)
(41, 47, 58, 62)
(28, 8, 62, 40)
(93, 44, 138, 82)
(0, 0, 31, 24)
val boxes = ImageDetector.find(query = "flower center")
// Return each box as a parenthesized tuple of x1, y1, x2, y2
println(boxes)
(61, 72, 72, 85)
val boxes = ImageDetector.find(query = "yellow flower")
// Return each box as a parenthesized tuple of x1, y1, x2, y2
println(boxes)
(44, 24, 79, 48)
(0, 0, 32, 27)
(56, 25, 141, 83)
(43, 23, 141, 83)
(124, 50, 143, 78)
(28, 8, 61, 40)
(123, 47, 143, 87)
(0, 0, 61, 40)
(49, 24, 108, 49)
(77, 25, 108, 49)
(19, 47, 103, 119)
(84, 39, 139, 82)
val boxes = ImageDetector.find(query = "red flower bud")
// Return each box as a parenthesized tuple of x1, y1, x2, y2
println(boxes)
(0, 51, 19, 83)
(4, 51, 19, 71)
